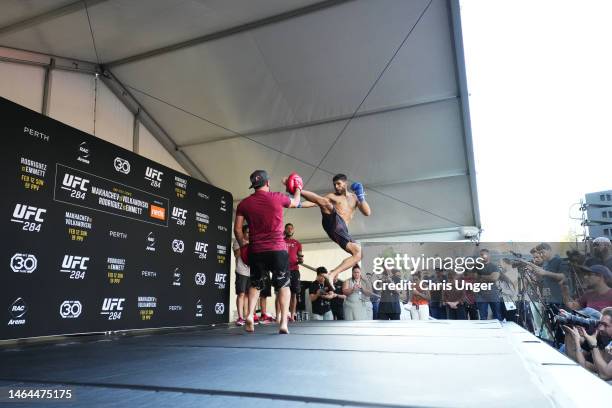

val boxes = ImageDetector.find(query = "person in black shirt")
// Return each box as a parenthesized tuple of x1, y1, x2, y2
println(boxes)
(309, 267, 336, 320)
(378, 269, 402, 320)
(331, 276, 346, 320)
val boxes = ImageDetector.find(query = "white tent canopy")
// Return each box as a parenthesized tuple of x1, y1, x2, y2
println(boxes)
(0, 0, 480, 242)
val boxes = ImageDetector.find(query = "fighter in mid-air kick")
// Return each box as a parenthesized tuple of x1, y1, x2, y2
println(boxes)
(285, 173, 371, 282)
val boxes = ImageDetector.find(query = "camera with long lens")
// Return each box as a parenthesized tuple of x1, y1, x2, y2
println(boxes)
(554, 313, 599, 331)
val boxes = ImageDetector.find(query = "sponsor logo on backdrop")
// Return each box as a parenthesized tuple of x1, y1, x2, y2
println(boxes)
(215, 273, 227, 289)
(142, 270, 157, 279)
(149, 204, 166, 221)
(10, 253, 37, 274)
(60, 255, 89, 280)
(194, 242, 208, 259)
(8, 297, 27, 326)
(145, 167, 163, 188)
(172, 268, 182, 287)
(168, 305, 182, 312)
(77, 141, 90, 164)
(19, 157, 47, 191)
(11, 203, 46, 232)
(171, 206, 187, 226)
(195, 211, 209, 233)
(215, 303, 225, 315)
(174, 176, 187, 199)
(138, 296, 157, 321)
(196, 299, 203, 318)
(60, 301, 82, 319)
(100, 298, 124, 320)
(195, 272, 206, 286)
(109, 230, 128, 240)
(172, 239, 185, 253)
(220, 196, 227, 212)
(107, 257, 126, 284)
(217, 245, 227, 264)
(24, 126, 50, 142)
(113, 157, 131, 174)
(66, 212, 92, 242)
(197, 192, 209, 200)
(146, 232, 156, 251)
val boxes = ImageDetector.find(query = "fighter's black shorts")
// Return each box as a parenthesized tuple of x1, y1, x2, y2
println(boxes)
(321, 209, 354, 251)
(289, 270, 301, 294)
(248, 250, 290, 291)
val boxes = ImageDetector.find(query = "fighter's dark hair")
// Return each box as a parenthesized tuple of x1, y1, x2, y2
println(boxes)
(285, 223, 293, 228)
(352, 264, 361, 271)
(333, 174, 347, 183)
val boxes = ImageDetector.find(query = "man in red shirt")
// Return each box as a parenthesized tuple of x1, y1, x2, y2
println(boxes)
(284, 223, 303, 321)
(234, 170, 301, 334)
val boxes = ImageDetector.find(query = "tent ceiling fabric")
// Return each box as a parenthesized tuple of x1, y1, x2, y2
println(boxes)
(0, 0, 479, 242)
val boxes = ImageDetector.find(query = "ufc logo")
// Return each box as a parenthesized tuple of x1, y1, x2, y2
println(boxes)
(195, 242, 208, 252)
(62, 255, 89, 270)
(102, 298, 124, 311)
(172, 207, 187, 219)
(215, 273, 227, 283)
(145, 167, 163, 181)
(62, 174, 89, 191)
(12, 204, 46, 222)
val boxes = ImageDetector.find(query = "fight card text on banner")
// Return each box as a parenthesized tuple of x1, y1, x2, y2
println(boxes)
(0, 96, 232, 340)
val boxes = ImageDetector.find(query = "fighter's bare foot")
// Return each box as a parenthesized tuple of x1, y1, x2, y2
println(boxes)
(245, 317, 255, 333)
(279, 326, 289, 334)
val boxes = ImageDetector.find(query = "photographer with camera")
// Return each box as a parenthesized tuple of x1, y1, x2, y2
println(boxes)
(563, 307, 612, 381)
(561, 264, 612, 312)
(521, 243, 567, 306)
(309, 267, 337, 320)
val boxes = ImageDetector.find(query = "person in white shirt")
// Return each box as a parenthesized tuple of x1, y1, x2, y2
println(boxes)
(233, 224, 250, 326)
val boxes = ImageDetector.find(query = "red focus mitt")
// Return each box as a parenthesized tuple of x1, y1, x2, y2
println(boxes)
(240, 245, 250, 266)
(285, 172, 304, 194)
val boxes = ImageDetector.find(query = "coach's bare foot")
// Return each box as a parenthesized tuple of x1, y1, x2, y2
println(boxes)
(245, 317, 255, 333)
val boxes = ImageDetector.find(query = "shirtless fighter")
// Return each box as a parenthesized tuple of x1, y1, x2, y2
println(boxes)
(287, 174, 371, 281)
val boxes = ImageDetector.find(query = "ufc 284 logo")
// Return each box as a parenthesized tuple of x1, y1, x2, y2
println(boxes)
(11, 204, 46, 232)
(61, 173, 89, 200)
(145, 167, 163, 188)
(171, 207, 187, 226)
(60, 255, 89, 280)
(101, 298, 124, 320)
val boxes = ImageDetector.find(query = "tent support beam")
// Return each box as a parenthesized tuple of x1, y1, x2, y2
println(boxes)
(0, 0, 111, 37)
(99, 69, 211, 182)
(106, 0, 353, 68)
(179, 95, 458, 149)
(449, 0, 481, 229)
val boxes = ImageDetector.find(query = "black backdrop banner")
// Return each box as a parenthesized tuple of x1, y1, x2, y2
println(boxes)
(0, 96, 232, 340)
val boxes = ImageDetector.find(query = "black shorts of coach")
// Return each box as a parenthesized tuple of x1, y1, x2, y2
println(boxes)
(248, 250, 290, 291)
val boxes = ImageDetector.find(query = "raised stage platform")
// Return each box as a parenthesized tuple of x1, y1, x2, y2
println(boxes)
(1, 320, 610, 407)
